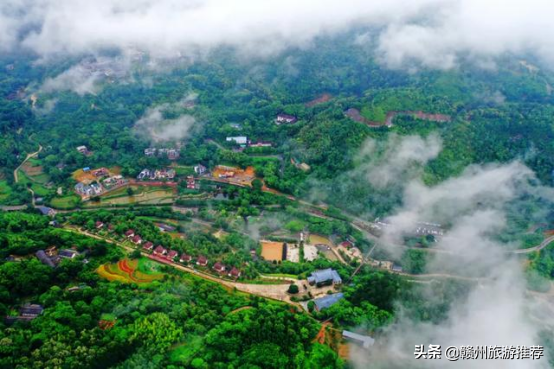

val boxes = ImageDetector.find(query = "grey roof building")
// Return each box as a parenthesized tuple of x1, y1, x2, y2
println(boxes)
(307, 268, 342, 286)
(342, 330, 375, 348)
(36, 250, 56, 268)
(37, 206, 54, 216)
(313, 293, 344, 311)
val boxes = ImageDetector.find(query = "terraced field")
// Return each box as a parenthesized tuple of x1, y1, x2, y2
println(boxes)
(86, 186, 175, 207)
(97, 258, 164, 284)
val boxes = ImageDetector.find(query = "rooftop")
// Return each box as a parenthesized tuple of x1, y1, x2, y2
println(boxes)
(307, 268, 342, 285)
(313, 293, 344, 311)
(342, 330, 375, 348)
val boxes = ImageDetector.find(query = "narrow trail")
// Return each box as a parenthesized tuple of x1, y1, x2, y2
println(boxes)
(14, 144, 42, 183)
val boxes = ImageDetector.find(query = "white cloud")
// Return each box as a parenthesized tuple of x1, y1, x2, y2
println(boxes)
(351, 137, 553, 367)
(4, 0, 554, 70)
(357, 134, 442, 189)
(133, 98, 199, 142)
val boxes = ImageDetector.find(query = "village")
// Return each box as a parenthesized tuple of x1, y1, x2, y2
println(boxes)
(5, 111, 461, 361)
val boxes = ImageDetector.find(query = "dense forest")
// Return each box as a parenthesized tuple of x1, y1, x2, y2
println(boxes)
(2, 23, 554, 369)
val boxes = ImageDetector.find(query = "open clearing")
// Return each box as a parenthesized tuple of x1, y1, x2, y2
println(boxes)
(305, 93, 332, 107)
(18, 171, 50, 196)
(212, 165, 256, 186)
(50, 195, 80, 209)
(97, 258, 164, 284)
(72, 169, 97, 183)
(86, 185, 175, 206)
(260, 240, 285, 262)
(308, 234, 333, 246)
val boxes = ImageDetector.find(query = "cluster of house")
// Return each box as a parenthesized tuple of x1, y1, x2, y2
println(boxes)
(122, 229, 242, 279)
(5, 304, 44, 324)
(137, 168, 176, 180)
(225, 136, 273, 151)
(103, 175, 127, 188)
(185, 176, 197, 189)
(338, 240, 363, 260)
(275, 113, 298, 125)
(76, 145, 92, 156)
(144, 147, 180, 160)
(36, 246, 81, 268)
(75, 182, 103, 197)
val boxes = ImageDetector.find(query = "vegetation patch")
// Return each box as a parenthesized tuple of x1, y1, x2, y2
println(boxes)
(97, 258, 164, 284)
(0, 180, 14, 204)
(50, 195, 80, 209)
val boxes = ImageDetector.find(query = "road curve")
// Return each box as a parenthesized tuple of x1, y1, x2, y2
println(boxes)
(512, 235, 554, 254)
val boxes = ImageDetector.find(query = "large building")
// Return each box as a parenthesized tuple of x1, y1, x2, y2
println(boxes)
(313, 293, 344, 311)
(342, 330, 375, 349)
(307, 268, 342, 287)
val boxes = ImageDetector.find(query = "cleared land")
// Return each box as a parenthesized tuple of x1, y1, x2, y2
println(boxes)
(305, 93, 332, 107)
(97, 258, 164, 284)
(50, 195, 80, 209)
(86, 185, 175, 206)
(308, 234, 332, 246)
(260, 240, 285, 262)
(212, 165, 256, 186)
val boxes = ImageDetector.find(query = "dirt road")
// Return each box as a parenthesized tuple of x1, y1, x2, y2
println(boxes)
(14, 144, 42, 183)
(64, 226, 302, 306)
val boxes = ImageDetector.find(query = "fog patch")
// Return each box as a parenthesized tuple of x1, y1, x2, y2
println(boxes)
(34, 98, 58, 116)
(133, 104, 198, 143)
(356, 133, 442, 189)
(351, 134, 553, 367)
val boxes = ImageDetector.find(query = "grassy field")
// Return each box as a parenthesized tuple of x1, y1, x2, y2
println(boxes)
(97, 258, 164, 284)
(86, 185, 175, 207)
(50, 195, 81, 209)
(22, 158, 50, 184)
(172, 165, 195, 176)
(18, 171, 51, 197)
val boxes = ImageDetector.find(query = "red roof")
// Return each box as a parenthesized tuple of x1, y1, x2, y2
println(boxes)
(340, 240, 354, 248)
(180, 253, 192, 262)
(132, 235, 142, 244)
(229, 267, 241, 278)
(197, 255, 208, 265)
(95, 221, 104, 228)
(143, 241, 153, 250)
(125, 229, 135, 237)
(167, 250, 178, 259)
(213, 262, 225, 272)
(154, 245, 166, 255)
